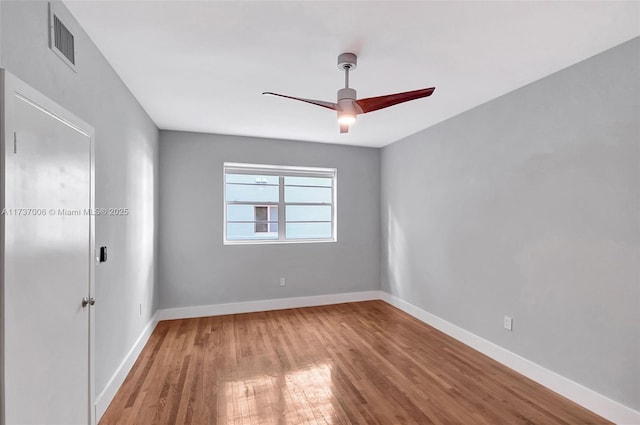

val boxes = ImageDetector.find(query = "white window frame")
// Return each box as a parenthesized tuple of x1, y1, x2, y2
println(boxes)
(224, 162, 337, 245)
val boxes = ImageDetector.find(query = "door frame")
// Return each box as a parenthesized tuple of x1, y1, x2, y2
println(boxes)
(0, 69, 96, 425)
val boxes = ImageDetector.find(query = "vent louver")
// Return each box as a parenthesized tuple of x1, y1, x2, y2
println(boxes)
(53, 14, 75, 65)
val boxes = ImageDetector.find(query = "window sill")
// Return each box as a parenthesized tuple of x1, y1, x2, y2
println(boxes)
(223, 238, 337, 246)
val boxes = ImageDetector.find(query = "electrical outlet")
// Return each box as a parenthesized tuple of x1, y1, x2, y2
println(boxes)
(280, 277, 286, 287)
(504, 316, 513, 331)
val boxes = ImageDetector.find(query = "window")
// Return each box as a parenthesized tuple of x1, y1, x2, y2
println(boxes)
(224, 163, 336, 244)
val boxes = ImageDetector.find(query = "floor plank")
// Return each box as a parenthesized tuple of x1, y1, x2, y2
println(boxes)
(99, 301, 610, 425)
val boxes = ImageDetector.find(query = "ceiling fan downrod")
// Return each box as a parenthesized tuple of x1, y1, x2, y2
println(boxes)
(344, 65, 350, 88)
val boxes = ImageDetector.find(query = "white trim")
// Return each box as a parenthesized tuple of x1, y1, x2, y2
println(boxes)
(224, 237, 336, 246)
(14, 93, 88, 136)
(380, 292, 640, 425)
(95, 312, 159, 422)
(224, 162, 335, 177)
(156, 291, 383, 321)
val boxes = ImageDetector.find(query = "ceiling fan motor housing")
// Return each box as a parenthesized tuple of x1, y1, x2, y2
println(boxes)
(338, 88, 356, 102)
(337, 88, 357, 119)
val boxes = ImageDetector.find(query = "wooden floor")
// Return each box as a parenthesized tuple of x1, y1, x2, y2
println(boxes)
(100, 301, 610, 425)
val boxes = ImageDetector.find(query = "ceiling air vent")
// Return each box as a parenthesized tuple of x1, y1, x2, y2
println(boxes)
(49, 3, 77, 71)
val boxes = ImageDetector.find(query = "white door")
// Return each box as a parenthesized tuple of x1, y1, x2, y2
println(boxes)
(2, 71, 95, 425)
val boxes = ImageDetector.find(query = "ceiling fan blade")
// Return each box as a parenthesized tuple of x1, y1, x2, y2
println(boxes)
(340, 123, 350, 134)
(262, 92, 337, 111)
(355, 87, 435, 114)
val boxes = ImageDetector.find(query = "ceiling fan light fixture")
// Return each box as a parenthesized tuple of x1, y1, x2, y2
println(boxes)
(337, 91, 357, 126)
(337, 112, 356, 125)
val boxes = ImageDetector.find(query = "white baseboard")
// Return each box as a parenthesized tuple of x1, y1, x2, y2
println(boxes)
(156, 290, 384, 321)
(95, 312, 159, 422)
(380, 292, 640, 425)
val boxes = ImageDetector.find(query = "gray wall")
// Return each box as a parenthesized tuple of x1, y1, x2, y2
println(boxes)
(381, 38, 640, 410)
(0, 1, 160, 397)
(159, 131, 380, 308)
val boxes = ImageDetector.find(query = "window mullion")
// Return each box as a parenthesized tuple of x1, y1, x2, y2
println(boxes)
(278, 175, 285, 240)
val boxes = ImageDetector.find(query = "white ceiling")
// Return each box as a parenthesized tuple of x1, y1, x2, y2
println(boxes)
(64, 1, 639, 148)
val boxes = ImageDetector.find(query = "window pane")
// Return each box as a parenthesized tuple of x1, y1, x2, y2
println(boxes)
(255, 206, 268, 221)
(269, 206, 278, 234)
(286, 222, 332, 239)
(227, 205, 279, 223)
(227, 204, 256, 221)
(226, 183, 278, 202)
(286, 205, 332, 222)
(226, 174, 278, 185)
(227, 223, 278, 240)
(284, 176, 332, 187)
(269, 206, 278, 220)
(285, 186, 331, 203)
(255, 206, 268, 233)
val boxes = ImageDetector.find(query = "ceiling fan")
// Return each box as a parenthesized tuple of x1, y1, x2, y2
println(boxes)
(263, 52, 435, 134)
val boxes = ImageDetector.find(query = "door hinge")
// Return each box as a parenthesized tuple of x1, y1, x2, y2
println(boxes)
(13, 132, 17, 154)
